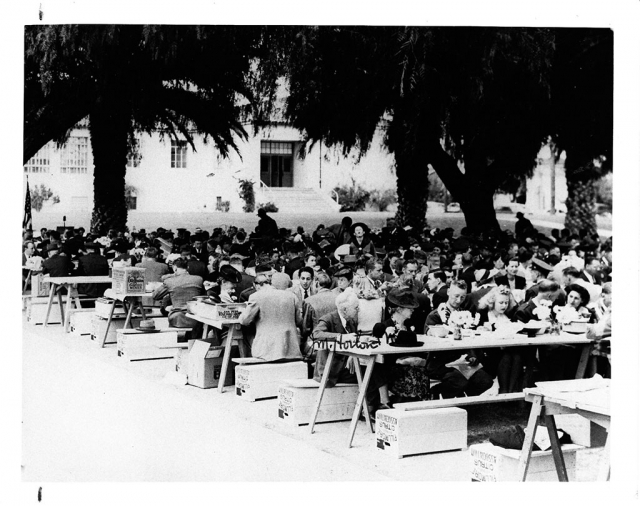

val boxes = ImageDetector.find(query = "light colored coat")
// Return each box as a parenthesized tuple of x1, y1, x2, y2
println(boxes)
(240, 286, 303, 361)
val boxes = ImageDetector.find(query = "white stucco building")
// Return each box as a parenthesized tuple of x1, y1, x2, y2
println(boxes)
(23, 122, 397, 216)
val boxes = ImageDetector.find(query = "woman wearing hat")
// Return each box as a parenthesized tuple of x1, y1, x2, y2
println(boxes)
(539, 283, 595, 381)
(372, 288, 431, 403)
(348, 223, 377, 260)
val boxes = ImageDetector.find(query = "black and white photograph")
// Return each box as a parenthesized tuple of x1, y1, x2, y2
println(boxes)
(6, 0, 640, 504)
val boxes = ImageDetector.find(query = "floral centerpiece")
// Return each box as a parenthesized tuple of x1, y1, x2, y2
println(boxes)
(448, 310, 479, 340)
(553, 305, 590, 333)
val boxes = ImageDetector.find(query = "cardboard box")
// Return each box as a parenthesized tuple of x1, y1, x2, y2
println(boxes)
(277, 380, 359, 426)
(90, 314, 139, 344)
(111, 267, 146, 296)
(70, 310, 96, 335)
(31, 273, 51, 297)
(553, 414, 608, 448)
(186, 340, 236, 389)
(27, 297, 62, 325)
(376, 407, 467, 458)
(469, 442, 581, 482)
(95, 297, 127, 318)
(116, 329, 177, 361)
(235, 362, 308, 402)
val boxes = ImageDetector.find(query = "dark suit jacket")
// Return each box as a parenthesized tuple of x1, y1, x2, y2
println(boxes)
(284, 256, 305, 278)
(513, 300, 538, 323)
(579, 271, 602, 286)
(494, 274, 527, 290)
(75, 253, 110, 297)
(431, 285, 448, 310)
(42, 254, 72, 277)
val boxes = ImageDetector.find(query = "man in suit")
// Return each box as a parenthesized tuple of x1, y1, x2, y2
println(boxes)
(152, 258, 204, 328)
(494, 258, 527, 290)
(354, 259, 391, 300)
(424, 270, 448, 309)
(239, 273, 302, 361)
(179, 244, 207, 279)
(580, 255, 603, 286)
(381, 216, 408, 250)
(75, 242, 110, 299)
(139, 246, 171, 283)
(229, 253, 254, 294)
(458, 252, 476, 293)
(239, 264, 274, 302)
(42, 243, 72, 278)
(289, 266, 316, 305)
(191, 236, 209, 264)
(312, 290, 389, 409)
(424, 280, 493, 399)
(300, 273, 337, 354)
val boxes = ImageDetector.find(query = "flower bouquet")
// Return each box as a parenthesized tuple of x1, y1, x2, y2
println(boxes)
(448, 310, 479, 340)
(553, 305, 590, 333)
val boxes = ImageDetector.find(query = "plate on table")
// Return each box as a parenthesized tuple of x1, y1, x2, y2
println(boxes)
(519, 320, 549, 337)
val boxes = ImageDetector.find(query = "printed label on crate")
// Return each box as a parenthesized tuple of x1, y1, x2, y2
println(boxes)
(278, 388, 294, 418)
(213, 364, 222, 380)
(112, 268, 146, 295)
(469, 446, 498, 482)
(236, 369, 250, 387)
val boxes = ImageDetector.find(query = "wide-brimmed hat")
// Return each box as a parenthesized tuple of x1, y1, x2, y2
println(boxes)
(386, 288, 420, 309)
(218, 265, 242, 284)
(389, 329, 423, 348)
(566, 283, 590, 307)
(350, 222, 370, 235)
(531, 257, 554, 275)
(334, 244, 351, 261)
(333, 267, 353, 280)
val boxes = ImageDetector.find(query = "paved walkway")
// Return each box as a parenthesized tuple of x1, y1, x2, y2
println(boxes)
(21, 316, 605, 484)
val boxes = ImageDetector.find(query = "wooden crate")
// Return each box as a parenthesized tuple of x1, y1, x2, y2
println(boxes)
(111, 267, 146, 296)
(90, 314, 139, 344)
(469, 442, 581, 482)
(277, 379, 359, 426)
(553, 414, 608, 448)
(70, 310, 96, 335)
(26, 297, 62, 325)
(116, 329, 177, 361)
(235, 362, 307, 402)
(376, 407, 467, 458)
(95, 297, 126, 318)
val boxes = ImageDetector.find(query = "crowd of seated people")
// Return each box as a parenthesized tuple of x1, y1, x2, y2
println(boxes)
(22, 211, 613, 410)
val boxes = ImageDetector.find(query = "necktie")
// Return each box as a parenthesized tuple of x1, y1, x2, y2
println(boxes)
(304, 289, 309, 299)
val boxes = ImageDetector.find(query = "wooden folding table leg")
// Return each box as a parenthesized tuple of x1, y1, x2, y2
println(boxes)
(347, 356, 376, 448)
(44, 284, 56, 327)
(597, 430, 611, 481)
(123, 298, 135, 329)
(217, 324, 236, 394)
(544, 413, 569, 481)
(575, 343, 592, 379)
(309, 348, 335, 434)
(516, 394, 543, 481)
(101, 299, 117, 348)
(57, 290, 65, 324)
(354, 358, 374, 433)
(64, 286, 74, 332)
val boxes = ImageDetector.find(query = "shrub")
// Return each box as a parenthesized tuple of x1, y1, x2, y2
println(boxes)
(258, 201, 279, 213)
(237, 178, 255, 213)
(216, 200, 231, 212)
(30, 184, 60, 212)
(369, 189, 397, 211)
(334, 180, 370, 212)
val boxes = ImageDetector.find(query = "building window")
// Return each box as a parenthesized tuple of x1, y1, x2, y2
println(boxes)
(260, 141, 294, 187)
(171, 140, 188, 168)
(126, 196, 137, 210)
(60, 136, 89, 174)
(24, 144, 51, 173)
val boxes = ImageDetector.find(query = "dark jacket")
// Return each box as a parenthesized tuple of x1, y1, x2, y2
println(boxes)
(494, 274, 527, 290)
(75, 252, 110, 297)
(42, 254, 73, 278)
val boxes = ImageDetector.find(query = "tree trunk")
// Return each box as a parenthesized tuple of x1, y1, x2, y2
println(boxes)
(394, 150, 429, 232)
(89, 103, 130, 235)
(426, 141, 500, 234)
(564, 170, 597, 237)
